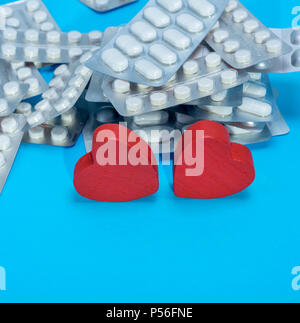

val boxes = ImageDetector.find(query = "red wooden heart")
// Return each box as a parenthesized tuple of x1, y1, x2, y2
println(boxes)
(74, 124, 159, 202)
(174, 121, 255, 199)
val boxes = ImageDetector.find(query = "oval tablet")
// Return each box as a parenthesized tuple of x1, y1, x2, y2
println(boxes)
(135, 59, 163, 81)
(189, 0, 216, 17)
(102, 48, 129, 73)
(149, 44, 177, 65)
(116, 35, 143, 57)
(176, 14, 204, 33)
(238, 97, 272, 117)
(163, 29, 191, 50)
(130, 21, 157, 43)
(157, 0, 183, 13)
(144, 7, 171, 28)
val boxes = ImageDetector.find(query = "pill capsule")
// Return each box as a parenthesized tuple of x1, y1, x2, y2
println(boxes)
(238, 97, 272, 117)
(174, 85, 191, 100)
(157, 0, 183, 13)
(149, 44, 177, 65)
(175, 113, 197, 125)
(113, 80, 130, 93)
(0, 134, 12, 151)
(189, 0, 216, 17)
(1, 116, 18, 134)
(134, 111, 169, 126)
(28, 126, 45, 140)
(243, 82, 267, 98)
(176, 13, 204, 34)
(0, 99, 9, 114)
(150, 92, 168, 107)
(102, 48, 129, 73)
(198, 78, 214, 92)
(3, 82, 20, 97)
(201, 105, 233, 116)
(130, 21, 157, 43)
(163, 29, 191, 50)
(144, 7, 171, 28)
(115, 35, 143, 57)
(248, 73, 262, 81)
(211, 90, 227, 102)
(0, 152, 6, 168)
(126, 97, 143, 113)
(16, 103, 32, 116)
(51, 126, 68, 142)
(183, 60, 199, 75)
(221, 70, 238, 85)
(135, 59, 163, 81)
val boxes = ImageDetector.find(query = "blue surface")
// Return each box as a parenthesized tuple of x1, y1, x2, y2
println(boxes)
(0, 0, 300, 303)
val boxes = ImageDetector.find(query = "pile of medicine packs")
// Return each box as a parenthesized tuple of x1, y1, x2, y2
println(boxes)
(0, 0, 296, 193)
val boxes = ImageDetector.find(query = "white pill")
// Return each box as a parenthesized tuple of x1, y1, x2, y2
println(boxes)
(0, 152, 6, 168)
(244, 19, 259, 33)
(0, 7, 13, 18)
(25, 78, 40, 94)
(205, 53, 221, 68)
(183, 60, 199, 75)
(198, 78, 214, 92)
(3, 28, 17, 41)
(243, 82, 267, 98)
(36, 99, 52, 112)
(1, 117, 18, 134)
(225, 0, 238, 12)
(75, 65, 91, 78)
(150, 92, 168, 107)
(68, 75, 85, 89)
(235, 49, 252, 64)
(157, 0, 183, 13)
(0, 134, 12, 151)
(113, 79, 130, 93)
(24, 46, 39, 59)
(163, 29, 191, 50)
(116, 35, 143, 57)
(55, 98, 70, 113)
(16, 103, 32, 116)
(224, 40, 240, 53)
(88, 30, 102, 43)
(174, 85, 191, 100)
(255, 30, 271, 44)
(11, 62, 25, 70)
(149, 44, 177, 65)
(25, 29, 40, 42)
(3, 82, 20, 97)
(61, 109, 76, 124)
(102, 48, 129, 73)
(27, 111, 44, 127)
(266, 39, 282, 54)
(68, 47, 83, 59)
(130, 21, 157, 43)
(68, 31, 82, 43)
(238, 97, 272, 117)
(51, 126, 68, 142)
(137, 84, 151, 91)
(34, 10, 48, 24)
(134, 111, 169, 126)
(42, 88, 59, 101)
(47, 47, 61, 59)
(189, 0, 216, 17)
(62, 87, 79, 100)
(201, 106, 233, 116)
(144, 7, 170, 28)
(126, 97, 143, 113)
(135, 59, 163, 81)
(176, 13, 204, 33)
(17, 67, 32, 81)
(248, 72, 262, 81)
(221, 70, 238, 85)
(26, 0, 40, 12)
(6, 17, 20, 28)
(2, 44, 16, 57)
(0, 99, 9, 114)
(49, 76, 65, 89)
(54, 64, 70, 77)
(213, 29, 229, 43)
(41, 22, 55, 32)
(47, 30, 61, 43)
(226, 123, 264, 136)
(29, 126, 45, 140)
(232, 9, 248, 23)
(211, 90, 227, 102)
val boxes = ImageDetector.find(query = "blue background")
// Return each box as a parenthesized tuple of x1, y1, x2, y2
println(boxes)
(0, 0, 300, 303)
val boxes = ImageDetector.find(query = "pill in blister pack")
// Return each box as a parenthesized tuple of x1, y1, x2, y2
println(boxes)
(79, 0, 137, 12)
(205, 0, 292, 69)
(0, 29, 103, 64)
(0, 59, 29, 117)
(0, 114, 26, 193)
(85, 72, 109, 103)
(0, 0, 60, 32)
(11, 62, 48, 99)
(27, 51, 94, 128)
(86, 0, 230, 87)
(102, 53, 249, 117)
(22, 108, 89, 147)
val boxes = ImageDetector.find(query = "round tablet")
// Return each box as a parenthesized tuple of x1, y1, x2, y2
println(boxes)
(150, 92, 167, 107)
(33, 10, 47, 24)
(54, 98, 70, 113)
(16, 102, 32, 116)
(213, 29, 229, 43)
(54, 65, 70, 77)
(25, 29, 39, 42)
(75, 65, 91, 78)
(49, 77, 65, 89)
(211, 90, 227, 102)
(40, 22, 55, 32)
(1, 116, 18, 134)
(26, 0, 40, 12)
(47, 47, 61, 59)
(225, 0, 238, 12)
(2, 44, 16, 57)
(61, 109, 76, 124)
(47, 31, 61, 43)
(62, 87, 79, 100)
(68, 75, 85, 89)
(28, 126, 45, 140)
(68, 31, 82, 43)
(27, 111, 44, 127)
(248, 72, 262, 81)
(51, 126, 68, 142)
(232, 9, 248, 23)
(89, 30, 102, 43)
(3, 28, 17, 41)
(68, 48, 83, 59)
(224, 39, 240, 53)
(0, 99, 9, 114)
(113, 80, 130, 93)
(183, 60, 199, 75)
(36, 99, 52, 112)
(205, 53, 221, 68)
(3, 82, 20, 97)
(137, 83, 151, 91)
(24, 46, 39, 59)
(0, 134, 12, 151)
(42, 88, 59, 101)
(255, 30, 271, 44)
(6, 17, 20, 28)
(234, 49, 252, 64)
(0, 7, 13, 18)
(243, 19, 259, 33)
(198, 78, 214, 92)
(24, 78, 40, 94)
(0, 152, 6, 168)
(221, 70, 238, 85)
(174, 85, 191, 100)
(17, 67, 32, 81)
(266, 39, 282, 54)
(126, 97, 143, 113)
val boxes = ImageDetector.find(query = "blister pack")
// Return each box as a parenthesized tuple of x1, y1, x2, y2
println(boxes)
(22, 108, 89, 147)
(0, 0, 60, 32)
(85, 72, 109, 103)
(86, 0, 230, 87)
(27, 51, 94, 128)
(11, 61, 48, 99)
(0, 28, 103, 64)
(0, 114, 26, 193)
(0, 59, 29, 117)
(205, 0, 292, 69)
(79, 0, 137, 12)
(102, 53, 249, 117)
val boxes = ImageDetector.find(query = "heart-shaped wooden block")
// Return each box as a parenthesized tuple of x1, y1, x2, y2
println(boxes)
(174, 121, 255, 199)
(74, 124, 159, 202)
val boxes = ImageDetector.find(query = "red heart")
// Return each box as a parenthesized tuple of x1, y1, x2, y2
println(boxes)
(174, 121, 255, 199)
(74, 124, 159, 202)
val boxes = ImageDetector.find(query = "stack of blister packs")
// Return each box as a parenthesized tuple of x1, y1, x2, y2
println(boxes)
(0, 0, 295, 193)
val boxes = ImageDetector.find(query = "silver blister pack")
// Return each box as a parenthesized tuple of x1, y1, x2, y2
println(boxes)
(85, 72, 109, 103)
(22, 108, 89, 147)
(102, 53, 249, 117)
(86, 0, 230, 87)
(205, 0, 292, 69)
(0, 0, 60, 32)
(79, 0, 137, 12)
(11, 61, 48, 99)
(26, 51, 94, 128)
(0, 59, 29, 117)
(0, 28, 103, 64)
(0, 114, 26, 193)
